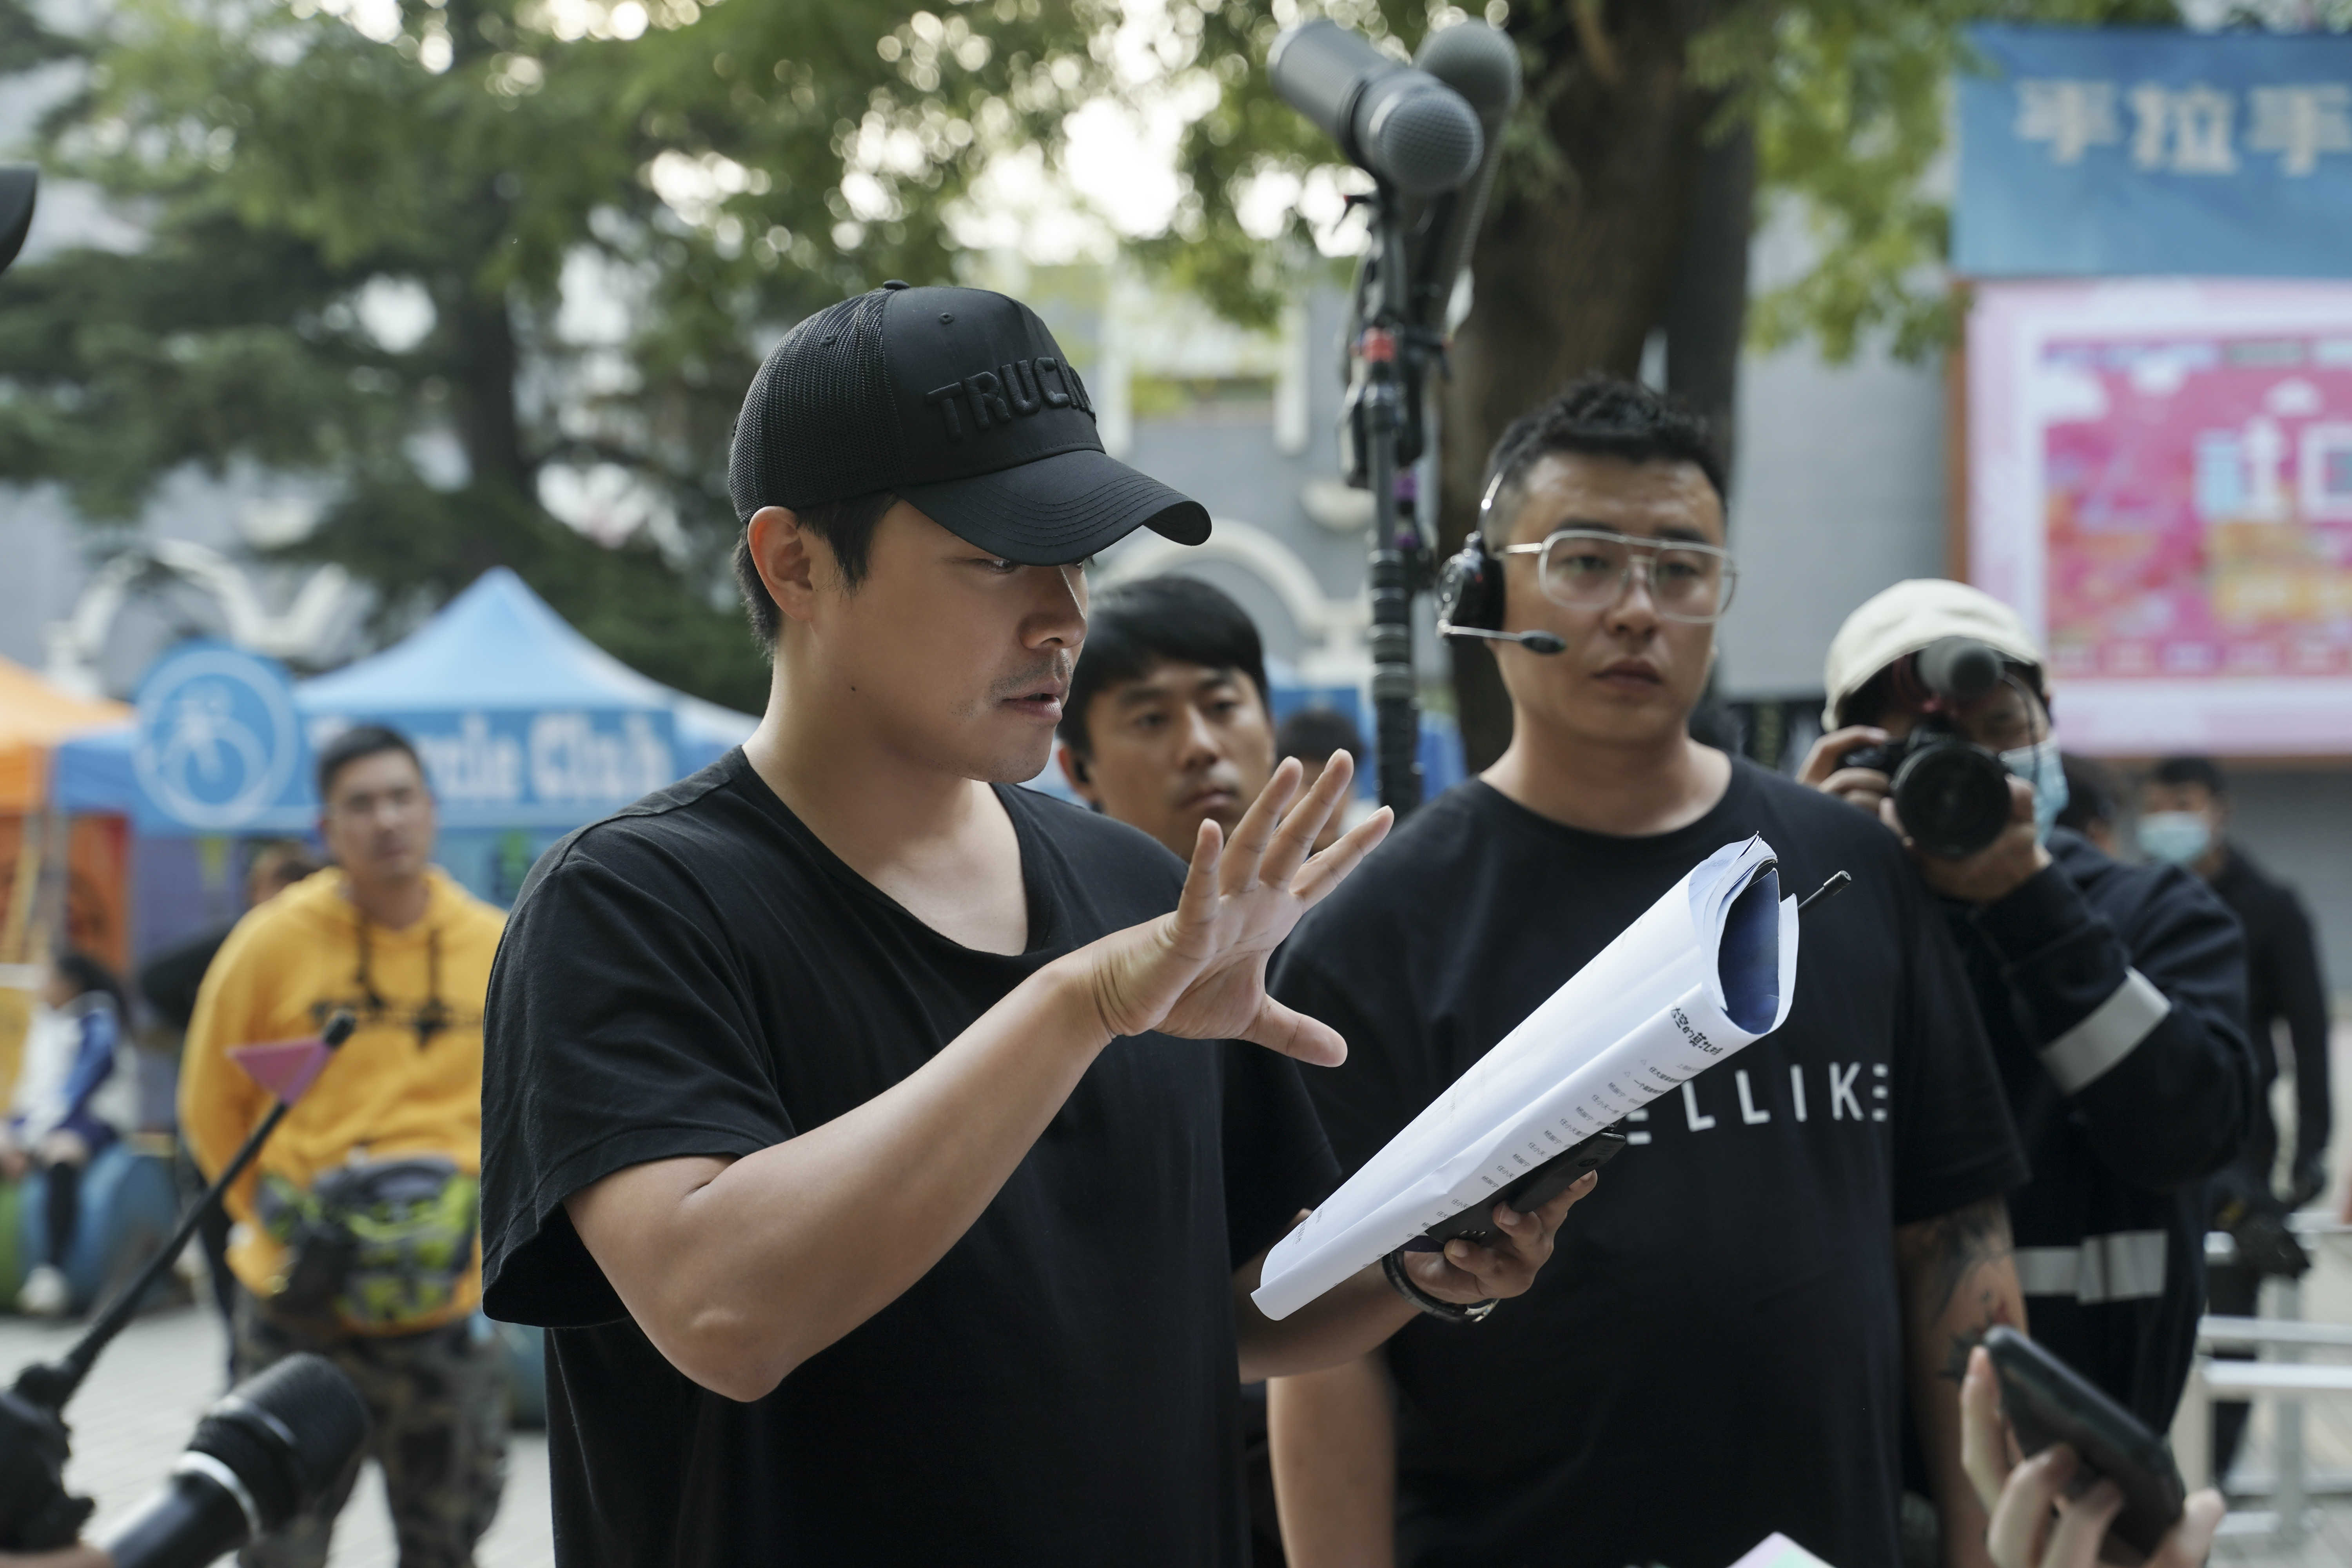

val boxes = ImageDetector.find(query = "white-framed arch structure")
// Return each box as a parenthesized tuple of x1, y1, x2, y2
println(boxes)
(44, 541, 358, 698)
(1097, 518, 1369, 690)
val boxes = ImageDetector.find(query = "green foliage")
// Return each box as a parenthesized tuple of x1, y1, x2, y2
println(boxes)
(1131, 0, 1420, 330)
(1704, 0, 2176, 363)
(1151, 0, 2242, 365)
(5, 0, 2333, 729)
(0, 0, 1104, 709)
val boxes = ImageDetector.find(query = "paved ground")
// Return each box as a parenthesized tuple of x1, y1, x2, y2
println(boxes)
(11, 1025, 2352, 1565)
(13, 1291, 2352, 1568)
(0, 1307, 554, 1568)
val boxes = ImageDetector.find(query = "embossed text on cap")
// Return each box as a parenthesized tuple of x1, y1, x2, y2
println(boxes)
(923, 358, 1092, 440)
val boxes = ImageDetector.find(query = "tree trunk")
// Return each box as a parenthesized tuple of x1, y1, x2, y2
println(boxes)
(447, 285, 531, 498)
(1436, 1, 1752, 771)
(1661, 119, 1755, 482)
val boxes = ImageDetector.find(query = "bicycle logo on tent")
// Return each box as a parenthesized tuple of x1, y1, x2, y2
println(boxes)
(134, 644, 303, 831)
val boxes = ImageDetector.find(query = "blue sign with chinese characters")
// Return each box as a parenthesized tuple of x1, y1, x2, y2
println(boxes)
(1956, 25, 2352, 279)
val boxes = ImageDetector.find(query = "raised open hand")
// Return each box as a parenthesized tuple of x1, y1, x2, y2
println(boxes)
(1075, 752, 1392, 1064)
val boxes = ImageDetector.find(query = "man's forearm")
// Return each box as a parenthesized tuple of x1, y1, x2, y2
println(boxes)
(567, 958, 1116, 1401)
(1269, 1355, 1396, 1568)
(1896, 1196, 2025, 1568)
(1233, 1242, 1416, 1383)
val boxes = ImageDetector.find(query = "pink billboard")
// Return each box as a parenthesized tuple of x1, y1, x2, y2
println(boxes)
(1970, 280, 2352, 755)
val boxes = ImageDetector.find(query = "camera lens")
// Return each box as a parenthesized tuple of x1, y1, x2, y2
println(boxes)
(1890, 741, 2013, 860)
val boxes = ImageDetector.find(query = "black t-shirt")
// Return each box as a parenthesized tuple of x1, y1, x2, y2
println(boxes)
(480, 750, 1337, 1567)
(1271, 762, 2027, 1568)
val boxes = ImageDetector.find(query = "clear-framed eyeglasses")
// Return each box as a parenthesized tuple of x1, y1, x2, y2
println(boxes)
(1498, 528, 1739, 624)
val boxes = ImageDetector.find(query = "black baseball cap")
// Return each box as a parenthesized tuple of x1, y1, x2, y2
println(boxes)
(729, 282, 1211, 566)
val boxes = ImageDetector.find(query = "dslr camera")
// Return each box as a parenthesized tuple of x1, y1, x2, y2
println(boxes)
(1840, 636, 2017, 861)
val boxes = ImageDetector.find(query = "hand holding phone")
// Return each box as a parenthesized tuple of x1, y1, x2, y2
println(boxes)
(1406, 1123, 1628, 1250)
(1961, 1336, 2224, 1568)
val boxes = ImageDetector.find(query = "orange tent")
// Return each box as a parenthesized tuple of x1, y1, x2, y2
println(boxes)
(0, 657, 129, 812)
(0, 661, 132, 1096)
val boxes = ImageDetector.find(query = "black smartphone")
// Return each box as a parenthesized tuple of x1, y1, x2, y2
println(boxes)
(1407, 1123, 1628, 1250)
(1983, 1327, 2185, 1563)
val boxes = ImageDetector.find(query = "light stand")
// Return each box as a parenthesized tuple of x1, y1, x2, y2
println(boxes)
(1341, 187, 1442, 817)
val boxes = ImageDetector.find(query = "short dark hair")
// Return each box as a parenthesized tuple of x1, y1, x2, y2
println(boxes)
(1060, 575, 1270, 756)
(317, 723, 424, 802)
(2151, 755, 2228, 798)
(731, 491, 898, 647)
(1276, 706, 1364, 766)
(53, 949, 126, 1018)
(247, 837, 323, 888)
(2056, 752, 2117, 832)
(1483, 376, 1726, 541)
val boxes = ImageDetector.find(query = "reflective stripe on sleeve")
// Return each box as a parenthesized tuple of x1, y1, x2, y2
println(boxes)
(2038, 969, 2171, 1094)
(2013, 1230, 2169, 1304)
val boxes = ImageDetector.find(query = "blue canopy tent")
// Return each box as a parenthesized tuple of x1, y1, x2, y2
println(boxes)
(49, 568, 757, 913)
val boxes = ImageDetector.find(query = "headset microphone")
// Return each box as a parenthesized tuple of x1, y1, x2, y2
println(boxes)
(1438, 624, 1566, 655)
(1432, 524, 1564, 654)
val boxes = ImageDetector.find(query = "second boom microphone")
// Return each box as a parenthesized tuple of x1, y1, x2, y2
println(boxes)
(1267, 20, 1483, 198)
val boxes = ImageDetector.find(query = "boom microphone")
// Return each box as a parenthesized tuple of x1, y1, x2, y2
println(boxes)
(1403, 23, 1521, 331)
(98, 1354, 370, 1568)
(1915, 635, 2004, 706)
(1268, 21, 1483, 198)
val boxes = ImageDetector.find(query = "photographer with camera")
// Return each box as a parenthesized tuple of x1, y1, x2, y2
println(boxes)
(1802, 581, 2259, 1434)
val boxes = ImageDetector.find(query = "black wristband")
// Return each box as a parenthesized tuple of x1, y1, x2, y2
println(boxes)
(1382, 1249, 1498, 1323)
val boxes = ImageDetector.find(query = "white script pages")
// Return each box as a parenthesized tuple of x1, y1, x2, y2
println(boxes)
(1252, 835, 1801, 1320)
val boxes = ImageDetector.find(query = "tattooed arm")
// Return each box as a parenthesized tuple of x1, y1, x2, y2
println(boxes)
(1896, 1196, 2026, 1568)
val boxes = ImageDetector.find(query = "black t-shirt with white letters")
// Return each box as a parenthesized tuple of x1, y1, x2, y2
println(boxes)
(1272, 761, 2027, 1568)
(480, 750, 1336, 1567)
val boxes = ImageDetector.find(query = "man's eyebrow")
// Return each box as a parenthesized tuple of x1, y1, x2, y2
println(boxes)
(1190, 670, 1241, 696)
(1542, 519, 1716, 545)
(1113, 680, 1176, 708)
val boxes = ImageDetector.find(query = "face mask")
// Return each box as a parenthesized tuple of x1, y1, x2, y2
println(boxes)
(1998, 739, 2069, 845)
(2137, 810, 2213, 866)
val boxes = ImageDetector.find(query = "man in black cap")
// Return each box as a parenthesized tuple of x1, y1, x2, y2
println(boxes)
(476, 283, 1592, 1565)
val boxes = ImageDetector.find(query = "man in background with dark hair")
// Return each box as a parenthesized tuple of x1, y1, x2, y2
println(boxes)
(2056, 754, 2121, 858)
(1273, 377, 2028, 1568)
(1053, 571, 1298, 1566)
(2140, 753, 2332, 1480)
(1054, 573, 1278, 860)
(180, 724, 508, 1568)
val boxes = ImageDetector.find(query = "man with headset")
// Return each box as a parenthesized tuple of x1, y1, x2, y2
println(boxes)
(1269, 378, 2029, 1568)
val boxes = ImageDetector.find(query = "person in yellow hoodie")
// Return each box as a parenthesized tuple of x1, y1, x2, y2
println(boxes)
(180, 724, 507, 1568)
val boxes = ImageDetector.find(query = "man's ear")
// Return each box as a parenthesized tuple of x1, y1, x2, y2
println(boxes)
(747, 505, 825, 625)
(1057, 743, 1099, 803)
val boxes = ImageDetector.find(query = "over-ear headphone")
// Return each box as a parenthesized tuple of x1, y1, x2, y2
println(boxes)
(1434, 530, 1504, 633)
(1434, 474, 1565, 656)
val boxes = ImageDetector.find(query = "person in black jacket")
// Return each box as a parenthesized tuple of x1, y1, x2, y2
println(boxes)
(2140, 753, 2333, 1479)
(2141, 755, 2331, 1210)
(1804, 579, 2259, 1432)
